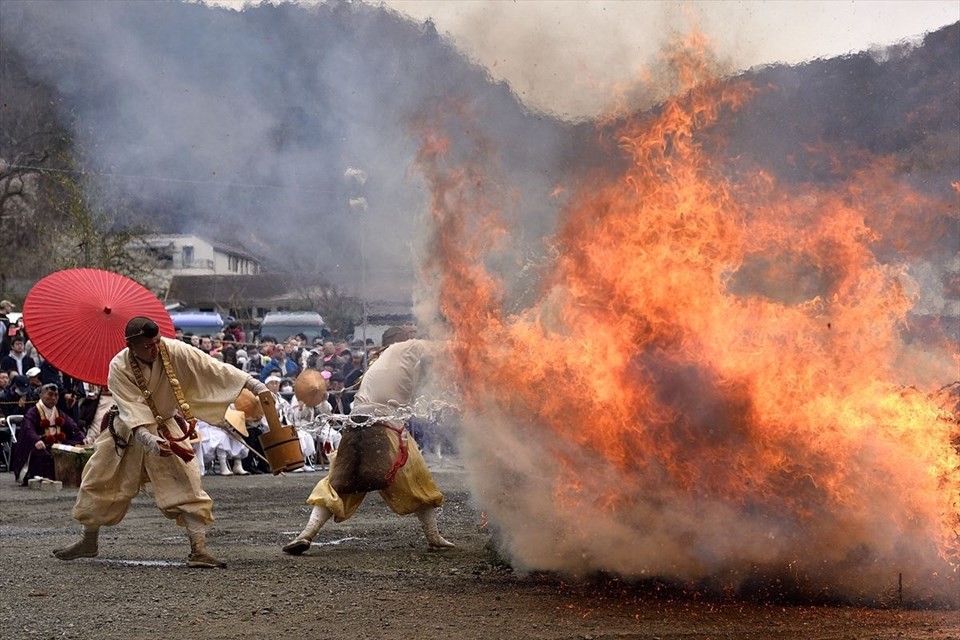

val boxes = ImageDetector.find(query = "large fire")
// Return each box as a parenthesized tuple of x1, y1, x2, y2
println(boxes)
(414, 34, 959, 606)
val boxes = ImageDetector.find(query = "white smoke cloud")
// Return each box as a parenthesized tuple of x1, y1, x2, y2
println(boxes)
(2, 0, 571, 301)
(377, 0, 960, 119)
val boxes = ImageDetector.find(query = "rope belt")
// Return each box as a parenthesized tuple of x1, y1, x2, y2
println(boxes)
(128, 341, 197, 464)
(299, 397, 460, 485)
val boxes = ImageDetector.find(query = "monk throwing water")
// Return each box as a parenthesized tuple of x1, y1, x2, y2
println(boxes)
(282, 326, 454, 555)
(53, 316, 270, 568)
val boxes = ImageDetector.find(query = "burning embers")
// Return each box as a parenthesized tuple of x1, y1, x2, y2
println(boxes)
(415, 33, 959, 606)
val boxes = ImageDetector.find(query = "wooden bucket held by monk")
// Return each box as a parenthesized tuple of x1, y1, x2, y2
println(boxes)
(257, 391, 304, 474)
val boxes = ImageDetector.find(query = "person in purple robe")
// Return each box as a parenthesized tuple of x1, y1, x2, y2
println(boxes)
(11, 383, 84, 485)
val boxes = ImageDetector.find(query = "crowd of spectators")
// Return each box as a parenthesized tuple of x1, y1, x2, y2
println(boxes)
(177, 328, 375, 417)
(178, 329, 379, 476)
(0, 297, 456, 484)
(0, 299, 449, 481)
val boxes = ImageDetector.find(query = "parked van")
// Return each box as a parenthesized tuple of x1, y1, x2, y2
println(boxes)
(258, 311, 324, 343)
(169, 311, 225, 337)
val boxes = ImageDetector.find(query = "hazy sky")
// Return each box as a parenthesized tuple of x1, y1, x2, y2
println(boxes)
(378, 0, 960, 117)
(208, 0, 960, 118)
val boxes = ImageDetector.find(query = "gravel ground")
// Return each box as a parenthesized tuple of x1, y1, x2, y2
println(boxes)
(1, 456, 957, 640)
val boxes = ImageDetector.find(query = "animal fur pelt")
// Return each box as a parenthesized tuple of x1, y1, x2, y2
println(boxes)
(327, 423, 397, 494)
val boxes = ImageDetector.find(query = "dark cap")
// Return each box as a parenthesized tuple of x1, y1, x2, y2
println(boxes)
(125, 317, 160, 341)
(381, 326, 414, 347)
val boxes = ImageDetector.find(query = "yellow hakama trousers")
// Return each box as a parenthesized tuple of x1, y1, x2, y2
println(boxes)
(306, 428, 443, 521)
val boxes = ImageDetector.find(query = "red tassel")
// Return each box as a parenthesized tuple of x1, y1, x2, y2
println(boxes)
(383, 430, 409, 485)
(167, 440, 196, 464)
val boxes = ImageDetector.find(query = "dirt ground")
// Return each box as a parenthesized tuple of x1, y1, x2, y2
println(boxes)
(1, 455, 957, 640)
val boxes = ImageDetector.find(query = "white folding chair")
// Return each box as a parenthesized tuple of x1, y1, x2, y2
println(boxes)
(0, 414, 22, 471)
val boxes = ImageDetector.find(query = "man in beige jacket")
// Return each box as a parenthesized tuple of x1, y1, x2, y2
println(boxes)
(53, 316, 268, 568)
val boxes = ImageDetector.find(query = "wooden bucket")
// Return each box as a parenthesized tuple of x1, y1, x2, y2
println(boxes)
(259, 425, 304, 474)
(52, 446, 92, 488)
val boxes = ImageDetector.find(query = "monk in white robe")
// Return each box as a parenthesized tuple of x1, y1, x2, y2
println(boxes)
(291, 396, 341, 469)
(196, 417, 249, 476)
(53, 317, 269, 568)
(282, 327, 453, 555)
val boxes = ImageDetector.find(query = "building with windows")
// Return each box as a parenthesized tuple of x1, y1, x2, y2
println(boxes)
(134, 233, 349, 337)
(135, 234, 262, 277)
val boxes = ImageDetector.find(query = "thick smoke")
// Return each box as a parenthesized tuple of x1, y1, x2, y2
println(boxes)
(382, 2, 959, 120)
(0, 0, 571, 300)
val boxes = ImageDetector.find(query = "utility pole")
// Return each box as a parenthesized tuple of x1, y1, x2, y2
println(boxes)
(345, 167, 369, 368)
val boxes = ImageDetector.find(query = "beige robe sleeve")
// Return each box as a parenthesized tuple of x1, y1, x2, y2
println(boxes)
(161, 337, 252, 425)
(107, 349, 157, 440)
(354, 339, 429, 408)
(106, 338, 253, 439)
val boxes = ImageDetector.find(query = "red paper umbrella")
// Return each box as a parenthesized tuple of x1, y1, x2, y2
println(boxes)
(23, 268, 175, 385)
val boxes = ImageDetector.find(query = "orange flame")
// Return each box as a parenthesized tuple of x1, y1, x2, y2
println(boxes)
(414, 33, 959, 605)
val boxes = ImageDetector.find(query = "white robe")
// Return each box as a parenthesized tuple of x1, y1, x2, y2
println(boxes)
(304, 338, 443, 519)
(195, 419, 248, 475)
(290, 397, 342, 455)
